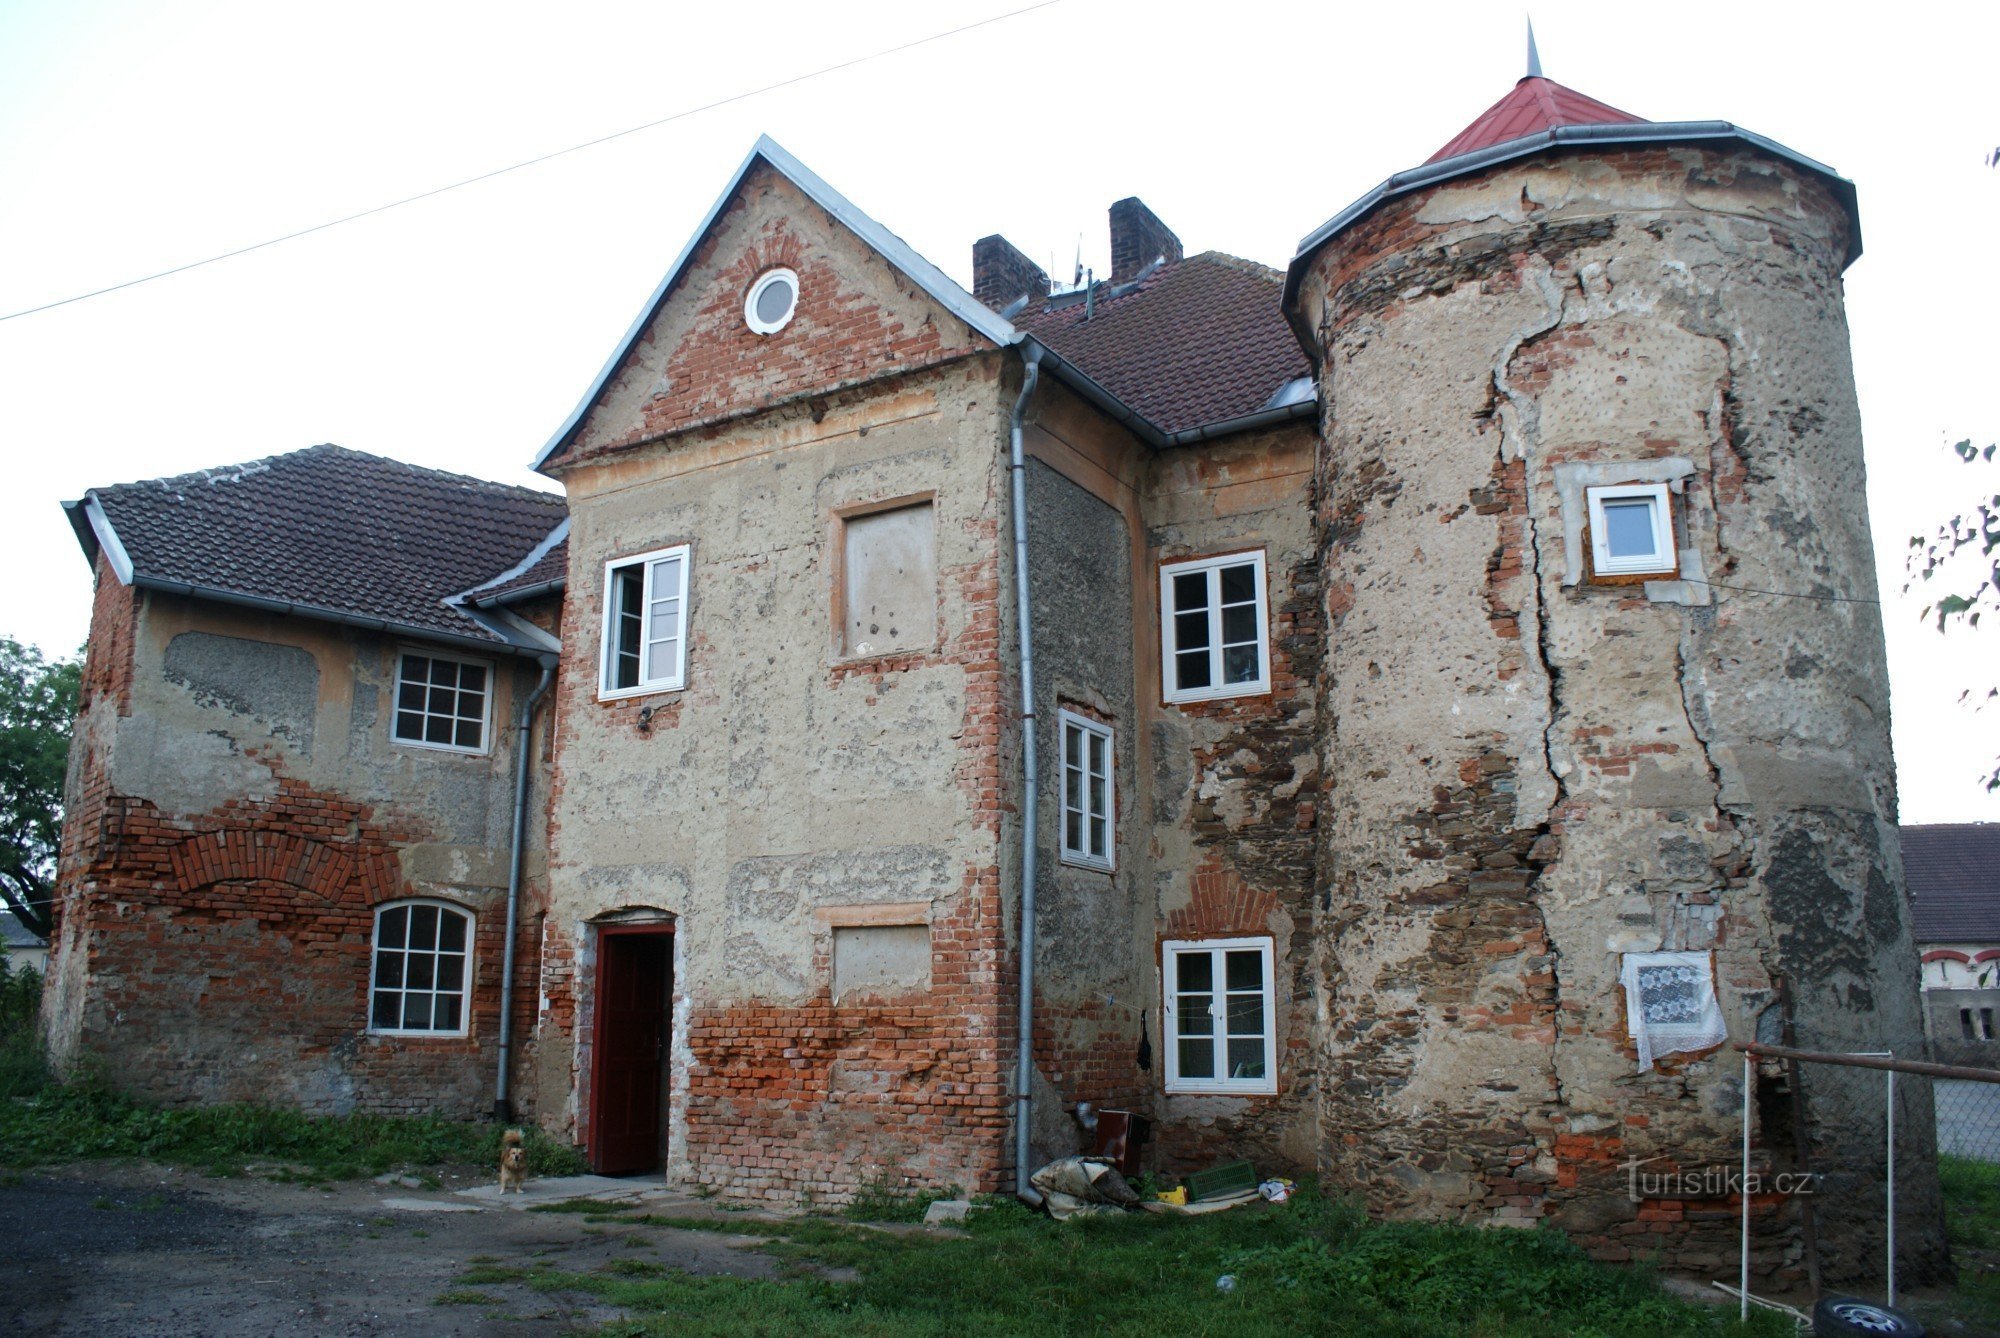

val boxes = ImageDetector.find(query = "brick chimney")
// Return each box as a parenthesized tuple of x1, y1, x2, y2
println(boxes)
(1108, 197, 1182, 283)
(972, 235, 1050, 311)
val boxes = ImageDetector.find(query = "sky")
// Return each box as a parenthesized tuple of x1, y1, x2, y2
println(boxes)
(1, 0, 1994, 822)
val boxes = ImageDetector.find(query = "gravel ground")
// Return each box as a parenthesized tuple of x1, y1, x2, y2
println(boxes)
(2, 1162, 784, 1335)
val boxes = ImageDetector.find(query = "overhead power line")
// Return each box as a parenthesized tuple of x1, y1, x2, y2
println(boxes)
(0, 0, 1061, 326)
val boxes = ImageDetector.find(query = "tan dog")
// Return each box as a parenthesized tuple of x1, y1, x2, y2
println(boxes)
(499, 1128, 529, 1195)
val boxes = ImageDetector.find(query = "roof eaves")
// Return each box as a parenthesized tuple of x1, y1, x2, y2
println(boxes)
(533, 135, 1018, 473)
(1024, 337, 1319, 449)
(1281, 120, 1863, 342)
(129, 573, 550, 659)
(61, 494, 136, 584)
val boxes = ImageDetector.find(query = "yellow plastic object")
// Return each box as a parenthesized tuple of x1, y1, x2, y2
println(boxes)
(1155, 1186, 1188, 1206)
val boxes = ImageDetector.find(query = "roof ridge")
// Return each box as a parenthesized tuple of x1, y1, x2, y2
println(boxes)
(1185, 250, 1284, 284)
(97, 443, 564, 508)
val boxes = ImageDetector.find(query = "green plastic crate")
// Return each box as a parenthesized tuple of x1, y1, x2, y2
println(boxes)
(1185, 1159, 1258, 1202)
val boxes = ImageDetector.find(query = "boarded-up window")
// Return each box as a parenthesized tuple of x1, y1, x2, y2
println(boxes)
(841, 502, 935, 658)
(832, 924, 931, 1001)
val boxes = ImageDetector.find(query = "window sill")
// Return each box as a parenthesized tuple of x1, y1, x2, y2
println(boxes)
(1163, 681, 1273, 707)
(1164, 1081, 1279, 1098)
(597, 682, 685, 704)
(365, 1029, 473, 1041)
(389, 738, 491, 758)
(1058, 852, 1115, 875)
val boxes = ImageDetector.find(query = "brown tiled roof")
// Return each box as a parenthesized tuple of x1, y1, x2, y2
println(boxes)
(78, 445, 567, 646)
(1011, 252, 1311, 438)
(466, 533, 569, 608)
(1904, 824, 2000, 943)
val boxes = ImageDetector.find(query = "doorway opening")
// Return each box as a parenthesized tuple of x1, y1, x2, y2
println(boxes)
(588, 923, 673, 1175)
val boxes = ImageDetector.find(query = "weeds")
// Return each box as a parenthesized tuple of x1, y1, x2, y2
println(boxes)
(841, 1175, 959, 1225)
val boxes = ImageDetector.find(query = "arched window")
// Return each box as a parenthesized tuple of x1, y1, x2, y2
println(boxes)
(370, 900, 472, 1034)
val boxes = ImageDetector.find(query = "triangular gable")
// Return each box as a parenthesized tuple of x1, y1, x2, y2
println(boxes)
(535, 136, 1016, 471)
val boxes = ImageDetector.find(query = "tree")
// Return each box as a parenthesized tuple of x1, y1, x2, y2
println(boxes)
(0, 639, 82, 939)
(1906, 439, 2000, 792)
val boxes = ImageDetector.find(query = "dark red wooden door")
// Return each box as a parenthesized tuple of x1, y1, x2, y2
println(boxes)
(590, 930, 670, 1175)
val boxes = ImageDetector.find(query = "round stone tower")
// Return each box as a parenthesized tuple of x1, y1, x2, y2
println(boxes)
(1283, 72, 1940, 1280)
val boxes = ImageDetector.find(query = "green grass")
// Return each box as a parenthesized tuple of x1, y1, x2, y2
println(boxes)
(433, 1288, 499, 1306)
(0, 979, 588, 1182)
(1938, 1153, 2000, 1312)
(499, 1193, 1786, 1337)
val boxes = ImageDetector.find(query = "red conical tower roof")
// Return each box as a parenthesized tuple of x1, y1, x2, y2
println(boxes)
(1426, 76, 1646, 164)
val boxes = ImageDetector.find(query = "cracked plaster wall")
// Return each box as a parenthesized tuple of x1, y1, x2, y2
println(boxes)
(1295, 145, 1937, 1279)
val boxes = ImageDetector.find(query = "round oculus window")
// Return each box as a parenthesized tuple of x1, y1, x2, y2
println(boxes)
(744, 268, 798, 334)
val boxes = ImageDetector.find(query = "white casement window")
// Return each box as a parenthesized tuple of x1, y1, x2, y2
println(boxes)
(1163, 937, 1277, 1095)
(370, 900, 472, 1035)
(1160, 551, 1270, 703)
(599, 544, 690, 698)
(1058, 710, 1114, 871)
(1586, 483, 1677, 577)
(391, 651, 491, 753)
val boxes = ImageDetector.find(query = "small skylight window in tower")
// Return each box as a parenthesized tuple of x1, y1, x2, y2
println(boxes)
(744, 268, 799, 335)
(1586, 482, 1676, 578)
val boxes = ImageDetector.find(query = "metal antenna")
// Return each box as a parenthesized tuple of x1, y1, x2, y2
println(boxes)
(1526, 18, 1543, 79)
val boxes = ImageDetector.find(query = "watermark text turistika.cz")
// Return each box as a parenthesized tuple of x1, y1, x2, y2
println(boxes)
(1624, 1156, 1818, 1202)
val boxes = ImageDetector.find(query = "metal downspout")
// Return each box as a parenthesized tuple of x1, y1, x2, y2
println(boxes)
(1008, 347, 1044, 1201)
(494, 657, 557, 1123)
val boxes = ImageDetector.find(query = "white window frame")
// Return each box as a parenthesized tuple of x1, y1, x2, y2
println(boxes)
(1160, 551, 1271, 704)
(1586, 483, 1677, 577)
(389, 649, 493, 755)
(598, 544, 691, 700)
(1057, 709, 1114, 872)
(744, 267, 799, 335)
(1163, 936, 1278, 1096)
(368, 899, 474, 1037)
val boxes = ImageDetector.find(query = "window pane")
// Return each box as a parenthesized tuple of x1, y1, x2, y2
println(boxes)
(372, 991, 400, 1028)
(1088, 815, 1106, 855)
(375, 951, 404, 989)
(437, 954, 464, 991)
(1177, 990, 1211, 1032)
(1089, 733, 1107, 777)
(644, 637, 680, 682)
(454, 719, 482, 749)
(1172, 571, 1209, 613)
(378, 907, 407, 949)
(1223, 644, 1261, 684)
(407, 954, 435, 990)
(397, 681, 426, 711)
(1602, 499, 1659, 559)
(410, 905, 438, 951)
(439, 911, 467, 953)
(1227, 994, 1266, 1037)
(1225, 950, 1262, 992)
(1177, 952, 1213, 993)
(1226, 1038, 1266, 1079)
(402, 993, 433, 1030)
(1174, 609, 1210, 652)
(1088, 772, 1106, 817)
(1176, 650, 1212, 690)
(425, 715, 453, 745)
(459, 664, 486, 695)
(394, 711, 424, 740)
(1219, 563, 1255, 604)
(404, 654, 430, 681)
(1066, 809, 1082, 851)
(435, 995, 462, 1031)
(1178, 1036, 1215, 1080)
(1221, 604, 1258, 646)
(755, 276, 794, 324)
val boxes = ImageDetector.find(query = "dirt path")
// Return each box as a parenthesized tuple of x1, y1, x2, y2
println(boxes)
(3, 1162, 785, 1335)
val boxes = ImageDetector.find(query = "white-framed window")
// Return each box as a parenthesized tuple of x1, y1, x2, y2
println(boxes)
(370, 900, 472, 1035)
(391, 651, 491, 754)
(599, 544, 690, 699)
(1163, 937, 1277, 1095)
(1058, 710, 1114, 871)
(744, 267, 799, 335)
(1586, 483, 1676, 577)
(1160, 551, 1270, 703)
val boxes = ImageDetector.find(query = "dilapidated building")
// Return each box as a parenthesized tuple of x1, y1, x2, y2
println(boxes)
(48, 62, 1936, 1280)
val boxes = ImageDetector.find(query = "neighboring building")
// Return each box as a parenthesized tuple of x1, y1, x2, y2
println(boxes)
(47, 56, 1936, 1282)
(3, 910, 47, 976)
(1906, 823, 2000, 1062)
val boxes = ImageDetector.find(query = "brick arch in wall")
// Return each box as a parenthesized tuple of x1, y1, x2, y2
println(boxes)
(1162, 859, 1284, 940)
(165, 829, 398, 905)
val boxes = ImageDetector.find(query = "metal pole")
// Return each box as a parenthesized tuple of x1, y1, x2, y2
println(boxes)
(1007, 348, 1044, 1202)
(1885, 1061, 1896, 1308)
(1741, 1053, 1752, 1323)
